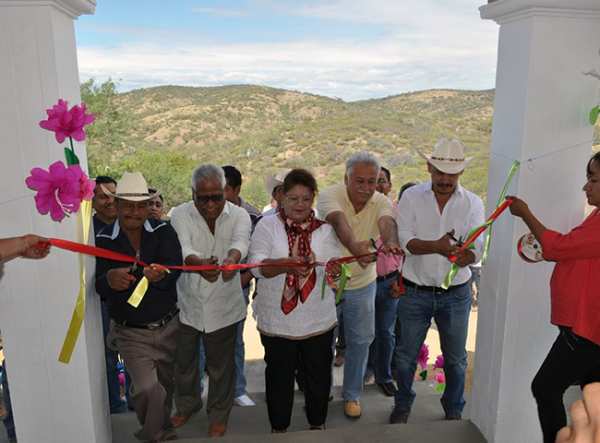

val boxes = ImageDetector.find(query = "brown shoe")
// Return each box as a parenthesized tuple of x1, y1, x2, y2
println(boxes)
(344, 399, 361, 419)
(208, 423, 227, 438)
(334, 355, 345, 367)
(171, 413, 192, 428)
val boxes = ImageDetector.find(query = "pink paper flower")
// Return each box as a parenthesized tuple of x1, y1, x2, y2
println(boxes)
(417, 344, 429, 371)
(25, 161, 95, 222)
(435, 372, 446, 384)
(39, 99, 96, 144)
(434, 354, 445, 371)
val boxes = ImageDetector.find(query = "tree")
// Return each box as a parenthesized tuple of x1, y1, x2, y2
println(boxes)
(80, 78, 131, 177)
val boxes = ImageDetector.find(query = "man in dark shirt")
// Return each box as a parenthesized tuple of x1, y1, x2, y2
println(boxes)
(95, 172, 183, 443)
(93, 176, 118, 234)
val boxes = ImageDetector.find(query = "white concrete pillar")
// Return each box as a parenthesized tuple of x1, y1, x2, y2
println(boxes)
(472, 1, 600, 442)
(0, 1, 110, 443)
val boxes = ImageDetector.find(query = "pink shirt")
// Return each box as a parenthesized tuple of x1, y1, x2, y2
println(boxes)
(542, 208, 600, 345)
(376, 202, 402, 277)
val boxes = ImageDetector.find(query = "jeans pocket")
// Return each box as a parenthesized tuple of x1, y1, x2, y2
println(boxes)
(450, 285, 471, 301)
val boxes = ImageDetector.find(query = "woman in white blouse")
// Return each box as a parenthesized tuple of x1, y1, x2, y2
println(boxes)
(249, 168, 341, 433)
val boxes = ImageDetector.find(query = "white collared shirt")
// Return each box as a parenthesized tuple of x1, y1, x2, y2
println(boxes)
(170, 200, 251, 333)
(396, 181, 484, 286)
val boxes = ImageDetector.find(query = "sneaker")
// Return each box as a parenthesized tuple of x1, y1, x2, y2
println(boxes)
(389, 406, 411, 424)
(344, 399, 362, 419)
(363, 369, 374, 384)
(334, 355, 345, 367)
(446, 414, 462, 421)
(378, 381, 397, 397)
(234, 394, 255, 406)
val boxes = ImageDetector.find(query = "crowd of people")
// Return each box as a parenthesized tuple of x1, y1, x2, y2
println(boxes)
(1, 142, 599, 443)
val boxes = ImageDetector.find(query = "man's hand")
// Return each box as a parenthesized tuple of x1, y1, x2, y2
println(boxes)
(389, 279, 401, 299)
(198, 257, 220, 283)
(108, 267, 136, 291)
(143, 264, 167, 283)
(221, 257, 238, 282)
(454, 249, 476, 268)
(286, 257, 313, 278)
(435, 230, 458, 258)
(556, 383, 600, 443)
(351, 240, 377, 268)
(383, 241, 402, 256)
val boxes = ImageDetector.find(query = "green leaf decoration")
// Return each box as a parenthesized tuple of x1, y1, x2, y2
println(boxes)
(435, 383, 446, 393)
(64, 147, 80, 166)
(419, 370, 427, 381)
(590, 106, 599, 126)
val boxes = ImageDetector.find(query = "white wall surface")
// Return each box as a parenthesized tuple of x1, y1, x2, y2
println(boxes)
(472, 1, 600, 442)
(0, 1, 110, 442)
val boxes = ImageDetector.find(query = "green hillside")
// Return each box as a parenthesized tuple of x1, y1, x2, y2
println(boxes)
(86, 82, 495, 210)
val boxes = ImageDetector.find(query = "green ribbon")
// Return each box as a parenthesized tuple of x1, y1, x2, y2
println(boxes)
(321, 263, 351, 305)
(441, 160, 520, 289)
(482, 160, 520, 264)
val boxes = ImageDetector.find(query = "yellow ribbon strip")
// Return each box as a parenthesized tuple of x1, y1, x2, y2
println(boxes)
(58, 200, 92, 364)
(127, 277, 149, 308)
(127, 267, 170, 308)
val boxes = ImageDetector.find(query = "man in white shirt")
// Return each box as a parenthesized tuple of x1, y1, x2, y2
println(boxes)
(390, 138, 484, 425)
(263, 169, 290, 217)
(170, 164, 251, 438)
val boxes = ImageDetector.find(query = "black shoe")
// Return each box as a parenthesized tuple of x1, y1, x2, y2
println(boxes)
(389, 406, 411, 424)
(378, 381, 397, 397)
(445, 414, 462, 421)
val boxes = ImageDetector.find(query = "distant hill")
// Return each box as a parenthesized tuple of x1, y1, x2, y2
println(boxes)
(88, 84, 495, 209)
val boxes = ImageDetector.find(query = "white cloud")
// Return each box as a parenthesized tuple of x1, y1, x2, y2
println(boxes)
(77, 0, 499, 101)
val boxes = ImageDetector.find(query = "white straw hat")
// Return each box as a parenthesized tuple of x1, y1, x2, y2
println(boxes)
(101, 172, 159, 202)
(264, 169, 291, 196)
(416, 138, 474, 174)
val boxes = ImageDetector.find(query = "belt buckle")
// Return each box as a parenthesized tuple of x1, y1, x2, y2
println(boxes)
(147, 323, 160, 330)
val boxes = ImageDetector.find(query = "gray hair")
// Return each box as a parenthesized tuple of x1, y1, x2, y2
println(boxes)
(191, 164, 226, 189)
(345, 151, 381, 178)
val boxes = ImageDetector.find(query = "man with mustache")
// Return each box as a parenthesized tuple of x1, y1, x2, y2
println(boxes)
(317, 151, 401, 419)
(95, 172, 183, 443)
(390, 139, 484, 425)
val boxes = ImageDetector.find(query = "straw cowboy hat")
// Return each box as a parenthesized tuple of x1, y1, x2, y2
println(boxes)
(101, 172, 159, 202)
(416, 138, 474, 174)
(264, 169, 291, 196)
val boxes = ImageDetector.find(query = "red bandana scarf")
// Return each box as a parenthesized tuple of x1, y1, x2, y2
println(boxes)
(279, 207, 325, 315)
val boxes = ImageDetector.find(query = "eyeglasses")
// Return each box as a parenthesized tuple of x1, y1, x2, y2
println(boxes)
(286, 195, 314, 206)
(195, 193, 225, 205)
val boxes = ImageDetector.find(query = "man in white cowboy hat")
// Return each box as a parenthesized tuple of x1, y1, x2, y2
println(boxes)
(390, 138, 484, 425)
(263, 169, 291, 216)
(95, 171, 183, 443)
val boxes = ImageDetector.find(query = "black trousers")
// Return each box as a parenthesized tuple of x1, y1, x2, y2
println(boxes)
(260, 329, 334, 430)
(532, 327, 600, 443)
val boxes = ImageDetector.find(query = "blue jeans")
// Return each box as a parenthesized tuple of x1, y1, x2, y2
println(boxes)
(394, 282, 471, 416)
(101, 302, 127, 414)
(367, 278, 399, 384)
(336, 280, 376, 402)
(1, 360, 16, 440)
(199, 287, 249, 397)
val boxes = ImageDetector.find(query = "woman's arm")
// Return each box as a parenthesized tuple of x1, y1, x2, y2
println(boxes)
(507, 196, 547, 242)
(0, 235, 50, 263)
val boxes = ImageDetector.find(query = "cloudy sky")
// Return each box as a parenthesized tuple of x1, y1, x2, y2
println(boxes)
(75, 0, 499, 101)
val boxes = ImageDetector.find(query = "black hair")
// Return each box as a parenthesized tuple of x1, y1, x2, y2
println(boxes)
(283, 169, 318, 194)
(587, 152, 600, 175)
(222, 165, 242, 189)
(148, 188, 164, 202)
(380, 166, 391, 182)
(398, 182, 416, 201)
(94, 175, 117, 186)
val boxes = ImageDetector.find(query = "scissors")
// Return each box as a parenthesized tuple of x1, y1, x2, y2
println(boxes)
(446, 232, 464, 248)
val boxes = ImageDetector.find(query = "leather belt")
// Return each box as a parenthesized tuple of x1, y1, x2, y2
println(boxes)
(377, 270, 399, 283)
(117, 307, 179, 330)
(402, 278, 468, 294)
